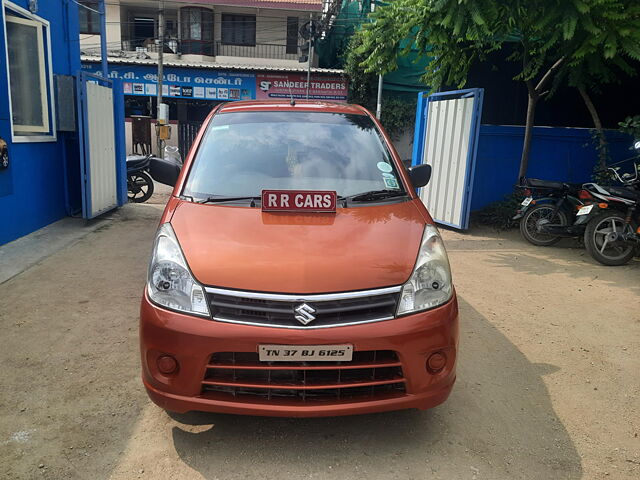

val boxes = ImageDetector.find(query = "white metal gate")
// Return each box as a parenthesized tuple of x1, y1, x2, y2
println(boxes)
(412, 89, 484, 229)
(85, 82, 117, 217)
(77, 72, 125, 219)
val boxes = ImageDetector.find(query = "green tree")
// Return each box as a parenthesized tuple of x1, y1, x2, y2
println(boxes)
(558, 2, 639, 168)
(355, 0, 640, 179)
(344, 34, 417, 140)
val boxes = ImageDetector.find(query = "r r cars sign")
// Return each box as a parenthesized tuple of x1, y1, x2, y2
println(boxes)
(261, 190, 337, 212)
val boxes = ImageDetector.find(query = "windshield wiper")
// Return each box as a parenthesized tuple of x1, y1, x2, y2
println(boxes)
(195, 191, 406, 206)
(197, 195, 261, 205)
(348, 189, 408, 202)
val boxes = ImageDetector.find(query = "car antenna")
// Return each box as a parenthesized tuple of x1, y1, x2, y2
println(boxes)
(288, 84, 295, 106)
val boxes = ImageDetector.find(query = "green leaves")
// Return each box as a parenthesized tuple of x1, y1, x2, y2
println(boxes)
(349, 0, 640, 101)
(345, 0, 640, 179)
(574, 0, 590, 14)
(619, 115, 640, 138)
(562, 15, 578, 40)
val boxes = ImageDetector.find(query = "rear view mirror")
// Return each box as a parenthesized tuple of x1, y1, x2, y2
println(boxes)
(407, 164, 432, 188)
(149, 155, 182, 187)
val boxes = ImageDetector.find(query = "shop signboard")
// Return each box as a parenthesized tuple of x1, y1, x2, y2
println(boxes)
(81, 63, 348, 103)
(81, 63, 256, 101)
(256, 73, 348, 102)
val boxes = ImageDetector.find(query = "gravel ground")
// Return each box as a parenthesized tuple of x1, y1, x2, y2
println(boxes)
(0, 190, 638, 480)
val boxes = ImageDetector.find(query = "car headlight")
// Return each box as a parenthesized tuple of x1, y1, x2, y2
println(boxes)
(397, 225, 453, 315)
(147, 223, 209, 317)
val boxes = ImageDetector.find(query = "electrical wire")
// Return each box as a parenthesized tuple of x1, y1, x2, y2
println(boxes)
(78, 17, 365, 47)
(72, 0, 101, 14)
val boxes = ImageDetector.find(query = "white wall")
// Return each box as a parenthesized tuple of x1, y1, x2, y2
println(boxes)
(79, 3, 122, 53)
(124, 119, 179, 156)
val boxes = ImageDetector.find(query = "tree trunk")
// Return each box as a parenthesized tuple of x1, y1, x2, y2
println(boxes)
(517, 56, 566, 180)
(577, 85, 608, 169)
(518, 86, 538, 180)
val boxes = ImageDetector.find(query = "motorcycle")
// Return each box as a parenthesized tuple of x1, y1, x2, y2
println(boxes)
(126, 154, 155, 203)
(126, 146, 183, 203)
(513, 178, 592, 246)
(574, 153, 640, 266)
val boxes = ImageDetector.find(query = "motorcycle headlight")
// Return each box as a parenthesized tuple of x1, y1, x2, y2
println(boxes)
(147, 223, 209, 317)
(397, 225, 453, 315)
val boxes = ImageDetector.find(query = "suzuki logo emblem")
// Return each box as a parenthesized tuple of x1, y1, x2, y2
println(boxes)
(294, 303, 316, 325)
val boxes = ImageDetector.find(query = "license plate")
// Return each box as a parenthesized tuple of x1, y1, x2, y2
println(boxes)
(261, 190, 337, 213)
(521, 196, 533, 206)
(258, 344, 353, 362)
(577, 204, 594, 216)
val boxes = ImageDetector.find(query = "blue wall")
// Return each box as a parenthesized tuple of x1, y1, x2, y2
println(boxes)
(0, 0, 81, 245)
(470, 125, 634, 210)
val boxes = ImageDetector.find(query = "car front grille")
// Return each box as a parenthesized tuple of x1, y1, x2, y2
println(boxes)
(204, 286, 401, 328)
(200, 350, 406, 403)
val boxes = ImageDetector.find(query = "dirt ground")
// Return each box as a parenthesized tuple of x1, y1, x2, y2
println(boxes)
(1, 188, 638, 480)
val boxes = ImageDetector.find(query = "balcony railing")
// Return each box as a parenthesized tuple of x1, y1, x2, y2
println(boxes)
(119, 38, 302, 61)
(122, 38, 181, 54)
(215, 41, 302, 60)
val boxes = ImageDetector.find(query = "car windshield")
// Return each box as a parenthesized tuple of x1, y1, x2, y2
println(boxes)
(183, 111, 406, 199)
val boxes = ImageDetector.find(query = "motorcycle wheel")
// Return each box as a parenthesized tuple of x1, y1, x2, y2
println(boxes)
(584, 211, 636, 266)
(519, 204, 568, 246)
(127, 171, 154, 203)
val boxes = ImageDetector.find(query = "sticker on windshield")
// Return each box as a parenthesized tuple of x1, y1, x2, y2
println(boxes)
(384, 177, 399, 189)
(377, 162, 393, 173)
(382, 172, 395, 179)
(211, 125, 229, 131)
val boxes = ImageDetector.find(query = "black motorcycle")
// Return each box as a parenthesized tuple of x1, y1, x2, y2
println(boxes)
(126, 154, 155, 203)
(513, 178, 591, 246)
(574, 155, 640, 266)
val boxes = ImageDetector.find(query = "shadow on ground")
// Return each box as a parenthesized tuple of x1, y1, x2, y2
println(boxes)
(167, 298, 583, 480)
(445, 227, 640, 296)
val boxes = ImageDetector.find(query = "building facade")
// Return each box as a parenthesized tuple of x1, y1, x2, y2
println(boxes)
(78, 0, 347, 155)
(0, 0, 82, 245)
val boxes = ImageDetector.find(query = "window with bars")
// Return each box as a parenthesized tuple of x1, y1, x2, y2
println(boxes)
(286, 17, 299, 54)
(179, 7, 214, 55)
(78, 1, 100, 35)
(221, 14, 256, 47)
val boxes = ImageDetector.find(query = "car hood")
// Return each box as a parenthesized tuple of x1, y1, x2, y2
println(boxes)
(170, 199, 428, 293)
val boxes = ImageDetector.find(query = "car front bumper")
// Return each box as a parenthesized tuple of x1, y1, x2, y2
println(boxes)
(140, 291, 459, 417)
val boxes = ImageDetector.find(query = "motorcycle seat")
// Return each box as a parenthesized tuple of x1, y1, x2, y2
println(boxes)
(126, 155, 150, 170)
(605, 185, 640, 201)
(523, 178, 566, 190)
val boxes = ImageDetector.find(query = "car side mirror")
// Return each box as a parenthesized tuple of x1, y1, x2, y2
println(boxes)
(407, 164, 432, 188)
(148, 155, 182, 187)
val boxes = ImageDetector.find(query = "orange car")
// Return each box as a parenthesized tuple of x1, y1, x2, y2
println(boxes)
(140, 101, 459, 417)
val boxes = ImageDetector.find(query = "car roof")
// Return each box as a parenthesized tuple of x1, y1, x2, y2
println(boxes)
(217, 100, 369, 116)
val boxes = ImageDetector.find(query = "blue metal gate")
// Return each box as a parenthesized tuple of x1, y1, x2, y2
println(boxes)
(411, 88, 484, 230)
